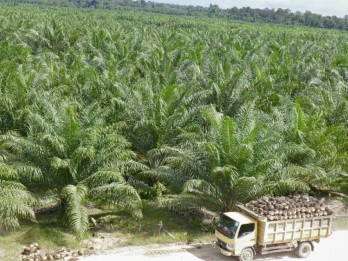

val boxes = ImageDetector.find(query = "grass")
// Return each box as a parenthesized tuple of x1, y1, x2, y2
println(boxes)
(0, 202, 215, 261)
(91, 201, 215, 245)
(0, 213, 80, 261)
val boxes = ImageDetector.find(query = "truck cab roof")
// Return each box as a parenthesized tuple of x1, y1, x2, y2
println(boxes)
(223, 212, 256, 225)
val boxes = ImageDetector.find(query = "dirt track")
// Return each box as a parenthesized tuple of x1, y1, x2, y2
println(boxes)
(81, 230, 348, 261)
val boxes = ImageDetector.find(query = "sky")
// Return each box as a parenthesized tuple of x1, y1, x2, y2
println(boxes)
(151, 0, 348, 18)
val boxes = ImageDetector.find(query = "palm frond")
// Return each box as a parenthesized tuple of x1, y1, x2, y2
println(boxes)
(16, 164, 44, 183)
(62, 106, 80, 150)
(71, 146, 96, 162)
(236, 101, 256, 139)
(0, 162, 18, 180)
(120, 159, 148, 173)
(84, 170, 125, 187)
(38, 133, 65, 156)
(212, 165, 239, 185)
(0, 180, 36, 230)
(0, 132, 44, 156)
(61, 184, 88, 239)
(274, 177, 309, 195)
(220, 117, 235, 159)
(25, 110, 51, 133)
(127, 177, 152, 191)
(183, 179, 217, 197)
(51, 157, 70, 170)
(283, 142, 316, 164)
(89, 183, 142, 218)
(202, 105, 223, 131)
(233, 176, 261, 200)
(164, 146, 205, 179)
(203, 142, 221, 166)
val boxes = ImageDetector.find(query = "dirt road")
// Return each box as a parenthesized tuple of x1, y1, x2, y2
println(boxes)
(81, 230, 347, 261)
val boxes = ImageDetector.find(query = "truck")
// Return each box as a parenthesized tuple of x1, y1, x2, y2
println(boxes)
(212, 203, 333, 261)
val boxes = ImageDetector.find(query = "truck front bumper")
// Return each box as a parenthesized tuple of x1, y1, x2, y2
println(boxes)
(212, 241, 234, 256)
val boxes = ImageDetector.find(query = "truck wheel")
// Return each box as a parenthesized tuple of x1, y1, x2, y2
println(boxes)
(296, 242, 312, 258)
(238, 248, 254, 261)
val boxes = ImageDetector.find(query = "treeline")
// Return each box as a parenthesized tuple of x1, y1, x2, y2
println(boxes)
(2, 0, 348, 30)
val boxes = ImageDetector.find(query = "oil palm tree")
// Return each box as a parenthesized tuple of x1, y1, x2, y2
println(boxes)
(0, 94, 142, 238)
(179, 104, 310, 211)
(0, 147, 36, 230)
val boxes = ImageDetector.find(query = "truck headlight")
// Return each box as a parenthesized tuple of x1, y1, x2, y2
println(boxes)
(226, 244, 235, 251)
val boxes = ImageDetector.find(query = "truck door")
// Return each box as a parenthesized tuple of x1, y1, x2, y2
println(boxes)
(235, 223, 256, 255)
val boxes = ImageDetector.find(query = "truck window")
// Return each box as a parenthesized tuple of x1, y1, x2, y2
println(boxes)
(216, 214, 240, 239)
(238, 223, 255, 238)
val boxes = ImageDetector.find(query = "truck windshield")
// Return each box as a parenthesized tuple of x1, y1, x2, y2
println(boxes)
(216, 214, 239, 239)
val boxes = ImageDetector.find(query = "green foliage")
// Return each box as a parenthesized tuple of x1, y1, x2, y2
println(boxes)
(0, 180, 36, 230)
(61, 184, 88, 239)
(0, 3, 347, 236)
(90, 183, 142, 218)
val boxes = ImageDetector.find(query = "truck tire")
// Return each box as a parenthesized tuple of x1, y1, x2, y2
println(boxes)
(238, 248, 254, 261)
(296, 242, 312, 258)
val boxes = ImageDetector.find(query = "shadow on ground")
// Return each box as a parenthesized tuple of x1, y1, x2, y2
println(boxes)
(187, 244, 299, 261)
